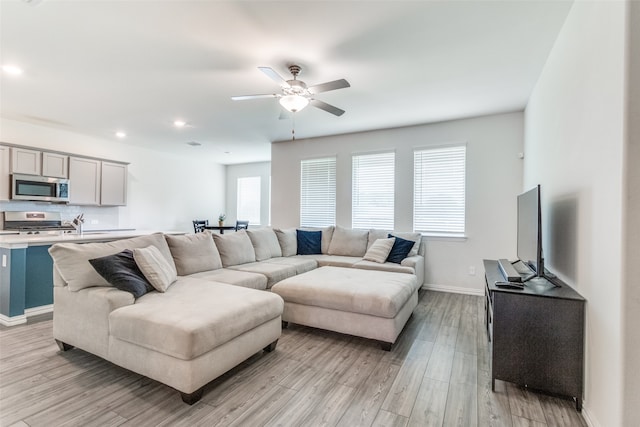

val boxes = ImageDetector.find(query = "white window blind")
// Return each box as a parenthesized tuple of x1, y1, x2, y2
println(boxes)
(414, 145, 466, 235)
(237, 176, 261, 225)
(300, 157, 336, 227)
(352, 151, 395, 229)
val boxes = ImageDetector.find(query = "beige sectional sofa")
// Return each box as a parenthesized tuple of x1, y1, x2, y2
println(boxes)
(48, 226, 425, 404)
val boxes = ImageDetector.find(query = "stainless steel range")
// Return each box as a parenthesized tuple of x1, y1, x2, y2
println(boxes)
(2, 211, 77, 235)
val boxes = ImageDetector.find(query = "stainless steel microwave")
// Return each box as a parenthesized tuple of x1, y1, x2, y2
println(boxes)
(11, 174, 70, 203)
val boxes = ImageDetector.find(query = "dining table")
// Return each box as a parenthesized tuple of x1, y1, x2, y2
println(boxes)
(203, 225, 237, 234)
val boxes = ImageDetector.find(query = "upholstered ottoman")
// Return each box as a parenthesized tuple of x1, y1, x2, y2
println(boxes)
(271, 266, 419, 349)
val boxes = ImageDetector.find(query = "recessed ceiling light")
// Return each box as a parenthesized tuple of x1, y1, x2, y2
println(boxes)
(2, 65, 23, 75)
(186, 141, 201, 146)
(174, 120, 187, 128)
(224, 151, 232, 154)
(115, 131, 126, 138)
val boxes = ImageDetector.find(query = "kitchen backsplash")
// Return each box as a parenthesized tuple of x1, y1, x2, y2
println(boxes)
(0, 201, 121, 230)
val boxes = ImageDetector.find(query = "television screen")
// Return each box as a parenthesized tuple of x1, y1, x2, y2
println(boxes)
(517, 185, 543, 276)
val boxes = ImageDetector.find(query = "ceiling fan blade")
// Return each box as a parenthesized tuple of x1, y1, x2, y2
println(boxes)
(308, 79, 350, 94)
(259, 67, 290, 87)
(231, 94, 279, 101)
(310, 99, 345, 116)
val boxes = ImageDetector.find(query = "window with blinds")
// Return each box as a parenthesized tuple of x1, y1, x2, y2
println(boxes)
(413, 145, 466, 235)
(237, 176, 261, 225)
(352, 151, 395, 229)
(300, 157, 336, 227)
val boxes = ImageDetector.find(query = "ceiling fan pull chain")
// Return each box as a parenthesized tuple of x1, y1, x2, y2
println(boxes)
(292, 115, 296, 141)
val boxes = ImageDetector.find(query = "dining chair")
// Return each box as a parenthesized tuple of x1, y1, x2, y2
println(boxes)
(193, 219, 208, 233)
(235, 220, 249, 231)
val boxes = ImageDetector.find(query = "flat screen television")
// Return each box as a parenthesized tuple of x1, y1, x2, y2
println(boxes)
(517, 185, 544, 279)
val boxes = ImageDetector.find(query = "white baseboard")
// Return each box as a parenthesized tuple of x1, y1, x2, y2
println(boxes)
(25, 304, 53, 317)
(421, 283, 484, 296)
(0, 313, 27, 327)
(581, 406, 599, 427)
(0, 304, 53, 327)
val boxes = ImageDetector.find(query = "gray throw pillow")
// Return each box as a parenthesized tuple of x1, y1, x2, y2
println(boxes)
(362, 237, 395, 263)
(133, 245, 178, 292)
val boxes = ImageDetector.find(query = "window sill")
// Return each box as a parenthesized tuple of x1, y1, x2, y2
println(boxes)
(420, 233, 468, 242)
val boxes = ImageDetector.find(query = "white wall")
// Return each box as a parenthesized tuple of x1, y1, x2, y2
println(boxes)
(0, 118, 226, 232)
(225, 161, 271, 226)
(623, 1, 640, 424)
(272, 112, 524, 293)
(524, 1, 628, 425)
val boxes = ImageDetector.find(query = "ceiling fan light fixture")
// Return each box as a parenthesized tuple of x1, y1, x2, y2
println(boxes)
(279, 95, 309, 113)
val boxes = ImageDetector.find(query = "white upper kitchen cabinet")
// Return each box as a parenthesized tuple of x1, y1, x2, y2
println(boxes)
(0, 145, 10, 200)
(42, 152, 68, 178)
(69, 157, 101, 205)
(100, 162, 127, 206)
(11, 147, 41, 175)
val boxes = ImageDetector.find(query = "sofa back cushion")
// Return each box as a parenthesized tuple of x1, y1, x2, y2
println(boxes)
(328, 226, 369, 257)
(247, 228, 282, 261)
(48, 233, 175, 292)
(274, 228, 297, 257)
(212, 229, 257, 267)
(165, 231, 222, 275)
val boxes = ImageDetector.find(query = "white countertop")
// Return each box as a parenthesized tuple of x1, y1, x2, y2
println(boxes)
(0, 230, 184, 248)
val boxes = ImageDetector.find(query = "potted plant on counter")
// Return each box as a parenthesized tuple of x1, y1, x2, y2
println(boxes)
(218, 213, 226, 227)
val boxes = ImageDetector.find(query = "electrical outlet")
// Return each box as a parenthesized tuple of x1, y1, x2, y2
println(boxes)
(2, 254, 6, 268)
(468, 266, 476, 276)
(91, 219, 99, 225)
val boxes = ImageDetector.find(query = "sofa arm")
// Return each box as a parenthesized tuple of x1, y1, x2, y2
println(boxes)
(53, 286, 134, 359)
(401, 255, 425, 287)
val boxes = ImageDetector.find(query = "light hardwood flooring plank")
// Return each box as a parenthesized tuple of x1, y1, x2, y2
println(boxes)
(450, 351, 478, 385)
(336, 359, 401, 427)
(538, 394, 588, 427)
(423, 344, 455, 383)
(443, 381, 478, 427)
(506, 382, 547, 424)
(372, 410, 409, 427)
(407, 378, 448, 427)
(512, 414, 548, 427)
(477, 370, 513, 427)
(381, 340, 433, 417)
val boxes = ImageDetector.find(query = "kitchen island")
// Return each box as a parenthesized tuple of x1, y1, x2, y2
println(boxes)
(0, 231, 181, 326)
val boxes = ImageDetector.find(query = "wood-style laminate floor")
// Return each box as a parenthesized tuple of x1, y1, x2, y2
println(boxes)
(0, 290, 587, 427)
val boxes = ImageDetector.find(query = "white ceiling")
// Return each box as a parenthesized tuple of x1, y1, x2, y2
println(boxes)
(0, 0, 573, 164)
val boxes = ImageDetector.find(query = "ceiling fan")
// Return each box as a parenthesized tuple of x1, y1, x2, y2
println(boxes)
(232, 65, 350, 116)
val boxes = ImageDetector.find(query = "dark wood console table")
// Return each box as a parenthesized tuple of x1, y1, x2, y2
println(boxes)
(483, 259, 585, 411)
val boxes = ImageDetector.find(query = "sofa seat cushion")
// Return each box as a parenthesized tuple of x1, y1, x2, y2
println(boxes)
(298, 255, 363, 268)
(271, 266, 418, 319)
(109, 277, 283, 360)
(188, 269, 268, 290)
(264, 257, 318, 274)
(227, 262, 298, 288)
(353, 260, 415, 275)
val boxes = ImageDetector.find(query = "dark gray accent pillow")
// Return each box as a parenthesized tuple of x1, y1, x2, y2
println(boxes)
(386, 234, 415, 264)
(89, 249, 154, 298)
(296, 229, 322, 255)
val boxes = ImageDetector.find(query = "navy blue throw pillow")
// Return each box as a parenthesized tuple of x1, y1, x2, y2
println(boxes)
(89, 249, 154, 298)
(386, 234, 415, 264)
(296, 229, 322, 255)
